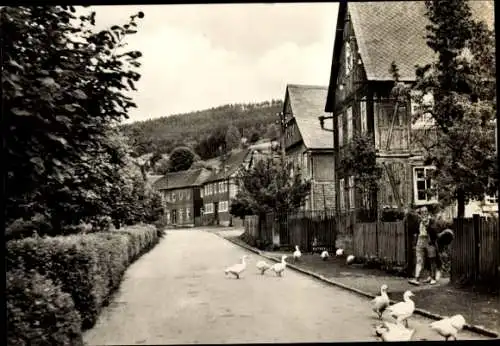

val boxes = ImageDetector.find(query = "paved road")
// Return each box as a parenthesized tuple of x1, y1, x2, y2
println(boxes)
(84, 228, 488, 345)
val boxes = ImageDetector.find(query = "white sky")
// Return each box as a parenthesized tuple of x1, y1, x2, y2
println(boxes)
(87, 3, 339, 124)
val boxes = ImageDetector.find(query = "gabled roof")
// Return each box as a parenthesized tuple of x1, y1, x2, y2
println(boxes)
(325, 1, 494, 111)
(205, 148, 251, 183)
(153, 168, 211, 190)
(285, 84, 334, 150)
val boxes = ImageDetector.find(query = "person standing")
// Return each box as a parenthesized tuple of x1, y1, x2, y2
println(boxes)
(408, 206, 437, 285)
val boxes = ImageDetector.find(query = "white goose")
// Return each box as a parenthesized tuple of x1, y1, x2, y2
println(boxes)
(429, 314, 467, 341)
(371, 284, 390, 319)
(320, 250, 329, 261)
(385, 290, 415, 328)
(224, 255, 249, 279)
(346, 254, 355, 265)
(271, 255, 288, 277)
(375, 321, 415, 341)
(336, 248, 344, 257)
(256, 260, 272, 275)
(293, 245, 302, 262)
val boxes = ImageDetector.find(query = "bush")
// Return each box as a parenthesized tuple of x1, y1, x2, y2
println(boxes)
(6, 224, 159, 331)
(7, 268, 83, 346)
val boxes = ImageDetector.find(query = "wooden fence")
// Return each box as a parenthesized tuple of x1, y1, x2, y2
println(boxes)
(353, 221, 407, 266)
(451, 215, 500, 288)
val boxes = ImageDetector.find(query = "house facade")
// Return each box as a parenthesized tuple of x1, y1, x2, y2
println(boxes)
(153, 168, 212, 227)
(324, 1, 495, 218)
(283, 84, 335, 211)
(201, 149, 251, 227)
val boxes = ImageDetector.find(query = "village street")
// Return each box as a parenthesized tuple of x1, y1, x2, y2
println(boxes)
(83, 228, 488, 345)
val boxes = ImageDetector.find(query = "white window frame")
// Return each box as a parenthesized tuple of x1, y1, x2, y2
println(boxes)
(348, 176, 355, 209)
(338, 114, 344, 147)
(178, 208, 183, 222)
(171, 191, 177, 202)
(186, 207, 191, 220)
(302, 152, 308, 175)
(413, 166, 438, 205)
(345, 41, 353, 76)
(339, 178, 345, 210)
(200, 188, 204, 198)
(360, 98, 367, 133)
(346, 106, 353, 141)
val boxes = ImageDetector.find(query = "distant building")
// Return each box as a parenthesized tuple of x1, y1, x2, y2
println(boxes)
(282, 84, 335, 211)
(153, 168, 212, 227)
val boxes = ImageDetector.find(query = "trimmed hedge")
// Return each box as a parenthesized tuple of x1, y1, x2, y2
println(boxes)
(6, 224, 159, 345)
(7, 268, 83, 346)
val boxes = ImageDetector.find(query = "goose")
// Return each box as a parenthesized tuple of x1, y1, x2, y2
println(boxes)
(429, 314, 467, 341)
(346, 255, 355, 265)
(336, 248, 344, 257)
(385, 290, 415, 328)
(320, 250, 329, 261)
(371, 284, 390, 319)
(375, 321, 415, 341)
(293, 245, 302, 262)
(256, 260, 272, 275)
(271, 255, 288, 277)
(224, 255, 249, 279)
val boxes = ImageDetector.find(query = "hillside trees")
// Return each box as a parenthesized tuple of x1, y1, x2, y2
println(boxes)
(391, 0, 497, 216)
(2, 6, 159, 235)
(225, 124, 242, 151)
(166, 146, 197, 173)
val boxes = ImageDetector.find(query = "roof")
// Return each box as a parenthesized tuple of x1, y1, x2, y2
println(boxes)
(325, 1, 494, 110)
(205, 148, 251, 183)
(350, 1, 494, 81)
(146, 174, 163, 186)
(153, 168, 211, 190)
(285, 84, 334, 150)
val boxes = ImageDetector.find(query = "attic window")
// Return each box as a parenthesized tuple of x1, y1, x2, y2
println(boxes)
(345, 42, 353, 76)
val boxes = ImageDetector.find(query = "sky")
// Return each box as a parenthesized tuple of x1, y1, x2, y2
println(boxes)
(88, 3, 339, 124)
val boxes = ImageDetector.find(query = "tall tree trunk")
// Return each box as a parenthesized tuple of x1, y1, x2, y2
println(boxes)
(457, 188, 465, 218)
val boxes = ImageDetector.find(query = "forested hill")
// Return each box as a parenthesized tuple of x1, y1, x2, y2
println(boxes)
(121, 99, 283, 159)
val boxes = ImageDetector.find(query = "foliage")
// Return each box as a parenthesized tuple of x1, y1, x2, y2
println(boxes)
(120, 100, 284, 159)
(230, 156, 311, 217)
(229, 199, 255, 219)
(392, 0, 497, 216)
(6, 225, 159, 331)
(225, 124, 242, 151)
(1, 6, 161, 234)
(166, 146, 196, 173)
(338, 132, 382, 210)
(7, 267, 84, 346)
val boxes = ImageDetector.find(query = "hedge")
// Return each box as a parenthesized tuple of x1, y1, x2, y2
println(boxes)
(7, 267, 83, 346)
(6, 224, 160, 345)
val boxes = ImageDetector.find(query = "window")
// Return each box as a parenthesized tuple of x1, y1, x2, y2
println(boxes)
(360, 99, 367, 133)
(413, 166, 437, 205)
(178, 208, 183, 222)
(345, 41, 353, 76)
(485, 193, 498, 205)
(204, 203, 214, 214)
(302, 152, 308, 175)
(200, 188, 204, 198)
(348, 176, 355, 209)
(346, 107, 353, 141)
(214, 183, 218, 194)
(186, 207, 191, 220)
(209, 184, 213, 195)
(219, 201, 228, 212)
(204, 185, 208, 196)
(166, 211, 171, 223)
(219, 182, 223, 193)
(171, 191, 177, 202)
(338, 114, 344, 146)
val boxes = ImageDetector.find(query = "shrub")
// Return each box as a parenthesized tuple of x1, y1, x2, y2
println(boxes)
(7, 268, 83, 346)
(5, 224, 160, 331)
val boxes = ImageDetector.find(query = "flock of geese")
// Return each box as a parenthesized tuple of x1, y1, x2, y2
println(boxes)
(224, 245, 469, 342)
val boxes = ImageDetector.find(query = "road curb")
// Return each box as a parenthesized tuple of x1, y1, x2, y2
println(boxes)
(220, 233, 499, 339)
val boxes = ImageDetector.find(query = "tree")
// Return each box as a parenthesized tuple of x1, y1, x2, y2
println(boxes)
(2, 6, 159, 233)
(230, 156, 311, 217)
(397, 0, 497, 217)
(225, 124, 241, 151)
(167, 146, 196, 172)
